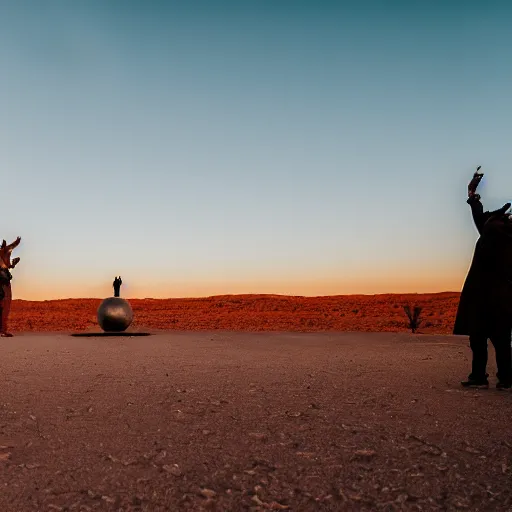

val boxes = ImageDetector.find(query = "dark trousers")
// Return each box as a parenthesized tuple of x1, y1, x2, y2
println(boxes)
(469, 316, 512, 383)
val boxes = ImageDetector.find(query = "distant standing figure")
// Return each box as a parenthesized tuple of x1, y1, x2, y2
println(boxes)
(0, 237, 21, 337)
(113, 276, 122, 297)
(454, 171, 512, 390)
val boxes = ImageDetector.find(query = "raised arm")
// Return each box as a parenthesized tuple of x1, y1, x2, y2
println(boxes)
(467, 170, 488, 234)
(467, 193, 488, 234)
(466, 171, 511, 234)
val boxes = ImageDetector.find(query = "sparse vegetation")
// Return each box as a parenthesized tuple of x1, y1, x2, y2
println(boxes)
(403, 304, 423, 333)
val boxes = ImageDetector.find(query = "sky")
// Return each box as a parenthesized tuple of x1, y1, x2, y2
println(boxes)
(1, 0, 512, 300)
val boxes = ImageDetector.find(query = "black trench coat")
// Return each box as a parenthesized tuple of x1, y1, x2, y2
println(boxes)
(453, 195, 512, 336)
(0, 268, 12, 301)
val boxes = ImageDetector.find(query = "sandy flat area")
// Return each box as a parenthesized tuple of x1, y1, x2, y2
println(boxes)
(1, 331, 511, 511)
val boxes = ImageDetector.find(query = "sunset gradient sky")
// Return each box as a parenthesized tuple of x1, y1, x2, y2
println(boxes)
(2, 0, 512, 300)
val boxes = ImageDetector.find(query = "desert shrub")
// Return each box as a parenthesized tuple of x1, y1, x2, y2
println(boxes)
(352, 309, 359, 314)
(403, 305, 423, 333)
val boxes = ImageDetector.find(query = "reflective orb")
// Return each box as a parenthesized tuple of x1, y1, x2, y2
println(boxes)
(97, 297, 133, 332)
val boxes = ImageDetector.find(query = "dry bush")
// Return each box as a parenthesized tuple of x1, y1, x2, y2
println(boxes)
(403, 305, 423, 333)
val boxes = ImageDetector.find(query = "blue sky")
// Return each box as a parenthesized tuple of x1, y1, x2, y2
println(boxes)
(2, 0, 512, 299)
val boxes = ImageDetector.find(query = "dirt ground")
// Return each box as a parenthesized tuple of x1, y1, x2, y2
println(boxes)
(1, 331, 511, 511)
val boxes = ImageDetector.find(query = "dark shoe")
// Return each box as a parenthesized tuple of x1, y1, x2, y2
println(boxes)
(461, 378, 489, 389)
(497, 382, 512, 390)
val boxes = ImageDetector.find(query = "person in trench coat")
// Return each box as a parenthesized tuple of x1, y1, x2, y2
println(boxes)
(113, 276, 122, 297)
(454, 171, 512, 389)
(0, 237, 21, 337)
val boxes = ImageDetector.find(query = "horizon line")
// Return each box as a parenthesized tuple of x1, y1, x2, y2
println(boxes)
(12, 291, 462, 302)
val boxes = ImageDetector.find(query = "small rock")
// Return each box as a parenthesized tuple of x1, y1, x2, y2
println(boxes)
(101, 495, 115, 504)
(354, 449, 376, 458)
(268, 502, 290, 510)
(252, 495, 264, 506)
(296, 452, 315, 458)
(0, 453, 11, 461)
(249, 433, 267, 441)
(200, 488, 216, 499)
(396, 494, 409, 504)
(154, 450, 167, 463)
(163, 464, 182, 476)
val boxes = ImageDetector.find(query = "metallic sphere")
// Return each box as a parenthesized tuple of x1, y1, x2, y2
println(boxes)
(97, 297, 133, 332)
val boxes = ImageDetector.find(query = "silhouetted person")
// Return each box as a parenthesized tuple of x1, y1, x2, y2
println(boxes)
(0, 267, 12, 335)
(0, 237, 21, 337)
(454, 172, 512, 389)
(113, 276, 122, 297)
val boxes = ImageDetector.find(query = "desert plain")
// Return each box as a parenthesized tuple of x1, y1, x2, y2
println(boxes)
(8, 293, 459, 334)
(1, 293, 512, 511)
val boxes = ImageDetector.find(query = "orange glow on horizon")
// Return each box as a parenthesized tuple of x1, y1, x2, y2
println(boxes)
(12, 272, 465, 301)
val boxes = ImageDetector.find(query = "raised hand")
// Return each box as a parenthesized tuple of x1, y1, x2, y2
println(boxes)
(0, 237, 21, 269)
(468, 170, 484, 198)
(6, 237, 21, 250)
